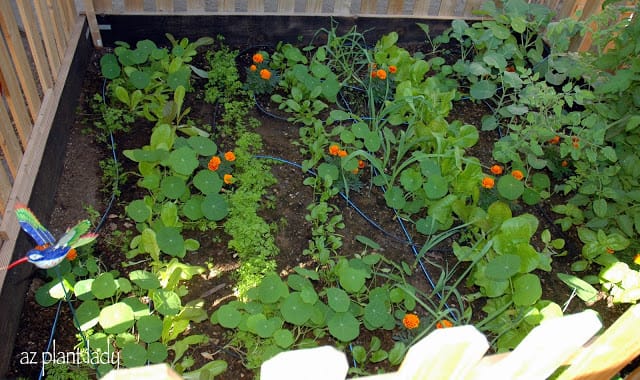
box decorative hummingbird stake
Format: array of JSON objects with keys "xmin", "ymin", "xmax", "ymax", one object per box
[{"xmin": 1, "ymin": 203, "xmax": 98, "ymax": 270}]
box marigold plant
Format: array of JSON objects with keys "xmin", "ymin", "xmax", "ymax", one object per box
[
  {"xmin": 224, "ymin": 151, "xmax": 236, "ymax": 162},
  {"xmin": 376, "ymin": 69, "xmax": 387, "ymax": 80},
  {"xmin": 358, "ymin": 160, "xmax": 366, "ymax": 169},
  {"xmin": 337, "ymin": 149, "xmax": 348, "ymax": 158},
  {"xmin": 482, "ymin": 177, "xmax": 495, "ymax": 189},
  {"xmin": 402, "ymin": 313, "xmax": 420, "ymax": 329},
  {"xmin": 329, "ymin": 144, "xmax": 340, "ymax": 156},
  {"xmin": 436, "ymin": 319, "xmax": 453, "ymax": 329},
  {"xmin": 490, "ymin": 165, "xmax": 503, "ymax": 175},
  {"xmin": 249, "ymin": 64, "xmax": 257, "ymax": 72},
  {"xmin": 260, "ymin": 69, "xmax": 272, "ymax": 80},
  {"xmin": 224, "ymin": 174, "xmax": 234, "ymax": 185},
  {"xmin": 252, "ymin": 53, "xmax": 264, "ymax": 64},
  {"xmin": 388, "ymin": 65, "xmax": 397, "ymax": 74},
  {"xmin": 511, "ymin": 170, "xmax": 524, "ymax": 181},
  {"xmin": 548, "ymin": 135, "xmax": 560, "ymax": 144},
  {"xmin": 208, "ymin": 156, "xmax": 221, "ymax": 171}
]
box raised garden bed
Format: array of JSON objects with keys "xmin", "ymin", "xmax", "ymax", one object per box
[{"xmin": 4, "ymin": 2, "xmax": 640, "ymax": 378}]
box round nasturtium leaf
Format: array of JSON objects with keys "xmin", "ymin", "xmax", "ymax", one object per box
[
  {"xmin": 121, "ymin": 297, "xmax": 151, "ymax": 319},
  {"xmin": 485, "ymin": 254, "xmax": 521, "ymax": 281},
  {"xmin": 168, "ymin": 146, "xmax": 199, "ymax": 176},
  {"xmin": 513, "ymin": 273, "xmax": 542, "ymax": 306},
  {"xmin": 129, "ymin": 270, "xmax": 160, "ymax": 290},
  {"xmin": 100, "ymin": 53, "xmax": 120, "ymax": 79},
  {"xmin": 338, "ymin": 264, "xmax": 367, "ymax": 293},
  {"xmin": 273, "ymin": 329, "xmax": 294, "ymax": 348},
  {"xmin": 318, "ymin": 163, "xmax": 339, "ymax": 181},
  {"xmin": 497, "ymin": 175, "xmax": 525, "ymax": 200},
  {"xmin": 258, "ymin": 273, "xmax": 289, "ymax": 304},
  {"xmin": 98, "ymin": 302, "xmax": 135, "ymax": 334},
  {"xmin": 121, "ymin": 343, "xmax": 147, "ymax": 368},
  {"xmin": 74, "ymin": 279, "xmax": 95, "ymax": 301},
  {"xmin": 137, "ymin": 315, "xmax": 163, "ymax": 343},
  {"xmin": 470, "ymin": 80, "xmax": 497, "ymax": 100},
  {"xmin": 327, "ymin": 312, "xmax": 360, "ymax": 342},
  {"xmin": 74, "ymin": 300, "xmax": 100, "ymax": 331},
  {"xmin": 129, "ymin": 69, "xmax": 151, "ymax": 89},
  {"xmin": 183, "ymin": 196, "xmax": 204, "ymax": 220},
  {"xmin": 193, "ymin": 170, "xmax": 223, "ymax": 195},
  {"xmin": 160, "ymin": 176, "xmax": 187, "ymax": 199},
  {"xmin": 187, "ymin": 136, "xmax": 217, "ymax": 156},
  {"xmin": 92, "ymin": 272, "xmax": 118, "ymax": 299},
  {"xmin": 156, "ymin": 226, "xmax": 185, "ymax": 257},
  {"xmin": 146, "ymin": 342, "xmax": 168, "ymax": 364},
  {"xmin": 326, "ymin": 287, "xmax": 351, "ymax": 313},
  {"xmin": 364, "ymin": 299, "xmax": 389, "ymax": 329},
  {"xmin": 400, "ymin": 169, "xmax": 422, "ymax": 192},
  {"xmin": 216, "ymin": 303, "xmax": 242, "ymax": 328},
  {"xmin": 126, "ymin": 199, "xmax": 151, "ymax": 223},
  {"xmin": 423, "ymin": 174, "xmax": 449, "ymax": 200},
  {"xmin": 384, "ymin": 186, "xmax": 406, "ymax": 210},
  {"xmin": 202, "ymin": 193, "xmax": 228, "ymax": 221},
  {"xmin": 281, "ymin": 293, "xmax": 314, "ymax": 325}
]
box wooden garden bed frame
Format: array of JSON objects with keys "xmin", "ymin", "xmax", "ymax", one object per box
[{"xmin": 0, "ymin": 0, "xmax": 635, "ymax": 378}]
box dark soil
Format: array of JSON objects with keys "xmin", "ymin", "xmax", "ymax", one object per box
[{"xmin": 6, "ymin": 42, "xmax": 631, "ymax": 380}]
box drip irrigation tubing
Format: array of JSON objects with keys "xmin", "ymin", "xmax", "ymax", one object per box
[{"xmin": 253, "ymin": 154, "xmax": 457, "ymax": 321}]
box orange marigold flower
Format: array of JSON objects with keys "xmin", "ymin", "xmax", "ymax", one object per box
[
  {"xmin": 548, "ymin": 135, "xmax": 560, "ymax": 144},
  {"xmin": 352, "ymin": 168, "xmax": 359, "ymax": 174},
  {"xmin": 561, "ymin": 160, "xmax": 569, "ymax": 167},
  {"xmin": 371, "ymin": 71, "xmax": 377, "ymax": 78},
  {"xmin": 388, "ymin": 65, "xmax": 397, "ymax": 74},
  {"xmin": 482, "ymin": 177, "xmax": 495, "ymax": 189},
  {"xmin": 329, "ymin": 144, "xmax": 340, "ymax": 156},
  {"xmin": 224, "ymin": 151, "xmax": 236, "ymax": 162},
  {"xmin": 403, "ymin": 313, "xmax": 420, "ymax": 329},
  {"xmin": 606, "ymin": 247, "xmax": 615, "ymax": 254},
  {"xmin": 512, "ymin": 170, "xmax": 524, "ymax": 181},
  {"xmin": 376, "ymin": 69, "xmax": 387, "ymax": 80},
  {"xmin": 249, "ymin": 64, "xmax": 257, "ymax": 72},
  {"xmin": 490, "ymin": 165, "xmax": 503, "ymax": 175},
  {"xmin": 260, "ymin": 69, "xmax": 272, "ymax": 80},
  {"xmin": 436, "ymin": 319, "xmax": 453, "ymax": 329},
  {"xmin": 337, "ymin": 149, "xmax": 348, "ymax": 158},
  {"xmin": 358, "ymin": 160, "xmax": 366, "ymax": 169},
  {"xmin": 208, "ymin": 156, "xmax": 221, "ymax": 171},
  {"xmin": 573, "ymin": 141, "xmax": 580, "ymax": 148},
  {"xmin": 252, "ymin": 53, "xmax": 264, "ymax": 64},
  {"xmin": 634, "ymin": 253, "xmax": 640, "ymax": 265},
  {"xmin": 66, "ymin": 248, "xmax": 77, "ymax": 261},
  {"xmin": 223, "ymin": 174, "xmax": 234, "ymax": 185}
]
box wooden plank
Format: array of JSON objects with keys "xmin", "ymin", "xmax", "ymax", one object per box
[
  {"xmin": 305, "ymin": 0, "xmax": 323, "ymax": 13},
  {"xmin": 34, "ymin": 0, "xmax": 62, "ymax": 72},
  {"xmin": 0, "ymin": 99, "xmax": 23, "ymax": 177},
  {"xmin": 102, "ymin": 364, "xmax": 182, "ymax": 380},
  {"xmin": 61, "ymin": 0, "xmax": 78, "ymax": 36},
  {"xmin": 278, "ymin": 0, "xmax": 296, "ymax": 13},
  {"xmin": 470, "ymin": 310, "xmax": 602, "ymax": 379},
  {"xmin": 397, "ymin": 325, "xmax": 489, "ymax": 378},
  {"xmin": 156, "ymin": 0, "xmax": 174, "ymax": 12},
  {"xmin": 125, "ymin": 0, "xmax": 145, "ymax": 12},
  {"xmin": 463, "ymin": 0, "xmax": 486, "ymax": 17},
  {"xmin": 558, "ymin": 304, "xmax": 640, "ymax": 380},
  {"xmin": 0, "ymin": 1, "xmax": 42, "ymax": 120},
  {"xmin": 94, "ymin": 0, "xmax": 114, "ymax": 13},
  {"xmin": 386, "ymin": 0, "xmax": 404, "ymax": 15},
  {"xmin": 438, "ymin": 0, "xmax": 463, "ymax": 17},
  {"xmin": 15, "ymin": 0, "xmax": 54, "ymax": 91},
  {"xmin": 0, "ymin": 162, "xmax": 11, "ymax": 215},
  {"xmin": 84, "ymin": 0, "xmax": 104, "ymax": 47},
  {"xmin": 220, "ymin": 0, "xmax": 236, "ymax": 12},
  {"xmin": 361, "ymin": 0, "xmax": 378, "ymax": 14},
  {"xmin": 0, "ymin": 34, "xmax": 32, "ymax": 147},
  {"xmin": 334, "ymin": 0, "xmax": 352, "ymax": 15},
  {"xmin": 248, "ymin": 0, "xmax": 265, "ymax": 12},
  {"xmin": 412, "ymin": 0, "xmax": 432, "ymax": 15},
  {"xmin": 187, "ymin": 0, "xmax": 206, "ymax": 11},
  {"xmin": 47, "ymin": 0, "xmax": 70, "ymax": 60}
]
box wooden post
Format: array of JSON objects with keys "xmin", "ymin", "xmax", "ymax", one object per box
[{"xmin": 83, "ymin": 0, "xmax": 104, "ymax": 48}]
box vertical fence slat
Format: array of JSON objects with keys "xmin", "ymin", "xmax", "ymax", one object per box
[
  {"xmin": 397, "ymin": 325, "xmax": 489, "ymax": 379},
  {"xmin": 412, "ymin": 0, "xmax": 432, "ymax": 16},
  {"xmin": 94, "ymin": 0, "xmax": 114, "ymax": 13},
  {"xmin": 464, "ymin": 0, "xmax": 485, "ymax": 17},
  {"xmin": 0, "ymin": 98, "xmax": 22, "ymax": 177},
  {"xmin": 34, "ymin": 0, "xmax": 62, "ymax": 73},
  {"xmin": 360, "ymin": 0, "xmax": 377, "ymax": 14},
  {"xmin": 124, "ymin": 0, "xmax": 145, "ymax": 11},
  {"xmin": 46, "ymin": 0, "xmax": 69, "ymax": 59},
  {"xmin": 156, "ymin": 0, "xmax": 174, "ymax": 12},
  {"xmin": 305, "ymin": 0, "xmax": 323, "ymax": 13},
  {"xmin": 187, "ymin": 0, "xmax": 205, "ymax": 11},
  {"xmin": 61, "ymin": 0, "xmax": 77, "ymax": 36},
  {"xmin": 386, "ymin": 0, "xmax": 404, "ymax": 15},
  {"xmin": 0, "ymin": 1, "xmax": 41, "ymax": 121},
  {"xmin": 220, "ymin": 0, "xmax": 235, "ymax": 12},
  {"xmin": 0, "ymin": 35, "xmax": 32, "ymax": 147},
  {"xmin": 84, "ymin": 0, "xmax": 104, "ymax": 48},
  {"xmin": 438, "ymin": 0, "xmax": 463, "ymax": 17},
  {"xmin": 247, "ymin": 0, "xmax": 264, "ymax": 12},
  {"xmin": 334, "ymin": 0, "xmax": 352, "ymax": 15},
  {"xmin": 14, "ymin": 1, "xmax": 53, "ymax": 91},
  {"xmin": 277, "ymin": 0, "xmax": 296, "ymax": 13},
  {"xmin": 470, "ymin": 310, "xmax": 602, "ymax": 379},
  {"xmin": 557, "ymin": 304, "xmax": 640, "ymax": 380},
  {"xmin": 0, "ymin": 163, "xmax": 11, "ymax": 215}
]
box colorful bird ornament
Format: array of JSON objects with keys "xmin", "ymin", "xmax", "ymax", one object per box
[{"xmin": 1, "ymin": 203, "xmax": 98, "ymax": 270}]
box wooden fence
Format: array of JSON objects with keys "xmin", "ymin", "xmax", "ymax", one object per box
[{"xmin": 103, "ymin": 304, "xmax": 640, "ymax": 379}]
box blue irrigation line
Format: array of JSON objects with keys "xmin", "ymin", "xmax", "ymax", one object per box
[{"xmin": 253, "ymin": 154, "xmax": 457, "ymax": 321}]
